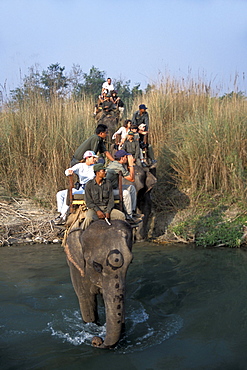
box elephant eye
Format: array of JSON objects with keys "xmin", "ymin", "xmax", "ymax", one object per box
[
  {"xmin": 106, "ymin": 249, "xmax": 124, "ymax": 270},
  {"xmin": 93, "ymin": 261, "xmax": 103, "ymax": 273}
]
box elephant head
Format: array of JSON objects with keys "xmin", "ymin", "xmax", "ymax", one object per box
[{"xmin": 64, "ymin": 219, "xmax": 133, "ymax": 348}]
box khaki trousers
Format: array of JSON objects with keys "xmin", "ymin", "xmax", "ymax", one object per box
[{"xmin": 81, "ymin": 208, "xmax": 125, "ymax": 230}]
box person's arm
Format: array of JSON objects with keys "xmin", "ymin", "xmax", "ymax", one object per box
[
  {"xmin": 144, "ymin": 113, "xmax": 149, "ymax": 130},
  {"xmin": 112, "ymin": 126, "xmax": 123, "ymax": 139},
  {"xmin": 122, "ymin": 141, "xmax": 127, "ymax": 152},
  {"xmin": 134, "ymin": 142, "xmax": 139, "ymax": 160},
  {"xmin": 106, "ymin": 181, "xmax": 115, "ymax": 215},
  {"xmin": 124, "ymin": 155, "xmax": 135, "ymax": 182},
  {"xmin": 132, "ymin": 112, "xmax": 137, "ymax": 124},
  {"xmin": 105, "ymin": 151, "xmax": 114, "ymax": 161},
  {"xmin": 90, "ymin": 135, "xmax": 100, "ymax": 154},
  {"xmin": 65, "ymin": 163, "xmax": 81, "ymax": 176}
]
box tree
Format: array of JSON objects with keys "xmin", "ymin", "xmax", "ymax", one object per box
[
  {"xmin": 40, "ymin": 63, "xmax": 68, "ymax": 98},
  {"xmin": 73, "ymin": 66, "xmax": 106, "ymax": 100},
  {"xmin": 9, "ymin": 63, "xmax": 144, "ymax": 105},
  {"xmin": 10, "ymin": 63, "xmax": 69, "ymax": 103},
  {"xmin": 219, "ymin": 91, "xmax": 246, "ymax": 100}
]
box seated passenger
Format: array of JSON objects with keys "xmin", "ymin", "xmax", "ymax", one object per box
[
  {"xmin": 130, "ymin": 124, "xmax": 147, "ymax": 167},
  {"xmin": 112, "ymin": 119, "xmax": 132, "ymax": 150},
  {"xmin": 110, "ymin": 90, "xmax": 124, "ymax": 119},
  {"xmin": 106, "ymin": 150, "xmax": 142, "ymax": 224},
  {"xmin": 102, "ymin": 77, "xmax": 114, "ymax": 94},
  {"xmin": 94, "ymin": 91, "xmax": 107, "ymax": 116},
  {"xmin": 101, "ymin": 93, "xmax": 116, "ymax": 116},
  {"xmin": 55, "ymin": 151, "xmax": 98, "ymax": 224},
  {"xmin": 122, "ymin": 131, "xmax": 141, "ymax": 166},
  {"xmin": 81, "ymin": 163, "xmax": 125, "ymax": 230},
  {"xmin": 138, "ymin": 123, "xmax": 156, "ymax": 165}
]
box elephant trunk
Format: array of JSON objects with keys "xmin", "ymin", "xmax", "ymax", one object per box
[
  {"xmin": 102, "ymin": 284, "xmax": 125, "ymax": 348},
  {"xmin": 92, "ymin": 275, "xmax": 126, "ymax": 349}
]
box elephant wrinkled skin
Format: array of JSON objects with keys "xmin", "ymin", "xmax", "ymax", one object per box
[{"xmin": 64, "ymin": 219, "xmax": 133, "ymax": 348}]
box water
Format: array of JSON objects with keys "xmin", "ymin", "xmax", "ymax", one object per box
[{"xmin": 1, "ymin": 242, "xmax": 247, "ymax": 369}]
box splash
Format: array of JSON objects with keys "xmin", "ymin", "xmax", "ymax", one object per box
[{"xmin": 47, "ymin": 303, "xmax": 183, "ymax": 352}]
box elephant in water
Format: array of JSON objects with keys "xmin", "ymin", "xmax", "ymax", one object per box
[{"xmin": 64, "ymin": 219, "xmax": 133, "ymax": 348}]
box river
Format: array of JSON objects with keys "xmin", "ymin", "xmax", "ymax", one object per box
[{"xmin": 1, "ymin": 242, "xmax": 247, "ymax": 369}]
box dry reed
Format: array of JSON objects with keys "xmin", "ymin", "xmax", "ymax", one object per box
[{"xmin": 1, "ymin": 75, "xmax": 247, "ymax": 211}]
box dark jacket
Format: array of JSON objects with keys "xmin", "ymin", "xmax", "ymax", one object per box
[
  {"xmin": 85, "ymin": 178, "xmax": 114, "ymax": 214},
  {"xmin": 122, "ymin": 140, "xmax": 140, "ymax": 160},
  {"xmin": 132, "ymin": 110, "xmax": 149, "ymax": 130}
]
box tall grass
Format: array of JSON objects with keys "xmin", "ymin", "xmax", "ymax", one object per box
[
  {"xmin": 131, "ymin": 76, "xmax": 247, "ymax": 201},
  {"xmin": 1, "ymin": 91, "xmax": 95, "ymax": 207},
  {"xmin": 1, "ymin": 75, "xmax": 247, "ymax": 210}
]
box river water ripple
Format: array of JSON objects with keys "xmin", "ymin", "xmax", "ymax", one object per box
[{"xmin": 1, "ymin": 242, "xmax": 247, "ymax": 369}]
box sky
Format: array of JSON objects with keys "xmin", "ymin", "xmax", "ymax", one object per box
[{"xmin": 1, "ymin": 0, "xmax": 247, "ymax": 96}]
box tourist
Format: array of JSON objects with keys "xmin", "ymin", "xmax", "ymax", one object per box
[
  {"xmin": 55, "ymin": 151, "xmax": 98, "ymax": 224},
  {"xmin": 71, "ymin": 124, "xmax": 114, "ymax": 166},
  {"xmin": 106, "ymin": 150, "xmax": 142, "ymax": 223},
  {"xmin": 102, "ymin": 78, "xmax": 114, "ymax": 94},
  {"xmin": 81, "ymin": 163, "xmax": 125, "ymax": 230}
]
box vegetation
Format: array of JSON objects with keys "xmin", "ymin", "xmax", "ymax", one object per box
[{"xmin": 1, "ymin": 65, "xmax": 247, "ymax": 246}]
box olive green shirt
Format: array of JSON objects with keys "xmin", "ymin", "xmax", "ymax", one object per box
[
  {"xmin": 122, "ymin": 140, "xmax": 140, "ymax": 160},
  {"xmin": 85, "ymin": 178, "xmax": 114, "ymax": 214},
  {"xmin": 73, "ymin": 134, "xmax": 107, "ymax": 162},
  {"xmin": 106, "ymin": 161, "xmax": 129, "ymax": 189}
]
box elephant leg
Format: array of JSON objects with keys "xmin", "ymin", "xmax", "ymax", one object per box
[{"xmin": 68, "ymin": 261, "xmax": 98, "ymax": 323}]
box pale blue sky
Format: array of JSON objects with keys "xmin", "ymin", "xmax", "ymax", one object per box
[{"xmin": 1, "ymin": 0, "xmax": 247, "ymax": 95}]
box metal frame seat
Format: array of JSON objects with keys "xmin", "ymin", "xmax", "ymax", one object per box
[{"xmin": 68, "ymin": 171, "xmax": 123, "ymax": 214}]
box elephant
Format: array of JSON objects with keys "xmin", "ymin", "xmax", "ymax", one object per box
[
  {"xmin": 64, "ymin": 219, "xmax": 133, "ymax": 349},
  {"xmin": 123, "ymin": 164, "xmax": 157, "ymax": 240},
  {"xmin": 96, "ymin": 112, "xmax": 119, "ymax": 151}
]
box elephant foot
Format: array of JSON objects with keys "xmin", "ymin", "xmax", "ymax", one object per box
[
  {"xmin": 92, "ymin": 336, "xmax": 115, "ymax": 349},
  {"xmin": 92, "ymin": 336, "xmax": 104, "ymax": 347}
]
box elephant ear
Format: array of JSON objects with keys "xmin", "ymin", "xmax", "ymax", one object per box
[
  {"xmin": 145, "ymin": 171, "xmax": 157, "ymax": 193},
  {"xmin": 64, "ymin": 228, "xmax": 85, "ymax": 277}
]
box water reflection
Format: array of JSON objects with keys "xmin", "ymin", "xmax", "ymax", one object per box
[{"xmin": 1, "ymin": 243, "xmax": 247, "ymax": 369}]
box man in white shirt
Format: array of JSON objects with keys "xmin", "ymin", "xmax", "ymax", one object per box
[{"xmin": 102, "ymin": 77, "xmax": 114, "ymax": 94}]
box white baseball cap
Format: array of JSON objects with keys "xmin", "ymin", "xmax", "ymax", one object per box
[{"xmin": 83, "ymin": 150, "xmax": 98, "ymax": 159}]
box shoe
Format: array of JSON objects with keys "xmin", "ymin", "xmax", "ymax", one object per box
[
  {"xmin": 132, "ymin": 213, "xmax": 143, "ymax": 219},
  {"xmin": 54, "ymin": 215, "xmax": 66, "ymax": 225},
  {"xmin": 52, "ymin": 215, "xmax": 61, "ymax": 222},
  {"xmin": 126, "ymin": 215, "xmax": 143, "ymax": 225}
]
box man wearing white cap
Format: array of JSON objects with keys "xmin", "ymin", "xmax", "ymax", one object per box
[{"xmin": 54, "ymin": 151, "xmax": 98, "ymax": 224}]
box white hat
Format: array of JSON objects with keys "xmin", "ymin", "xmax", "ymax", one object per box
[{"xmin": 83, "ymin": 150, "xmax": 98, "ymax": 159}]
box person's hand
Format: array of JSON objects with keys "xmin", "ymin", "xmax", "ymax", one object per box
[
  {"xmin": 105, "ymin": 212, "xmax": 110, "ymax": 219},
  {"xmin": 96, "ymin": 210, "xmax": 105, "ymax": 219},
  {"xmin": 67, "ymin": 169, "xmax": 74, "ymax": 175}
]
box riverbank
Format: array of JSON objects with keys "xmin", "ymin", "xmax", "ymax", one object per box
[
  {"xmin": 0, "ymin": 195, "xmax": 62, "ymax": 246},
  {"xmin": 2, "ymin": 190, "xmax": 247, "ymax": 248}
]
